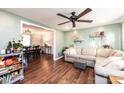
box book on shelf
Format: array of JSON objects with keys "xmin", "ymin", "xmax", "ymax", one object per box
[
  {"xmin": 0, "ymin": 69, "xmax": 23, "ymax": 84},
  {"xmin": 0, "ymin": 53, "xmax": 23, "ymax": 84}
]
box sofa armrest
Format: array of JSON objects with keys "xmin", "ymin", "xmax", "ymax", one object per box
[
  {"xmin": 95, "ymin": 66, "xmax": 124, "ymax": 78},
  {"xmin": 64, "ymin": 49, "xmax": 70, "ymax": 55}
]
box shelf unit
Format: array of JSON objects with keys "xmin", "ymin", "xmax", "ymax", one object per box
[
  {"xmin": 74, "ymin": 40, "xmax": 83, "ymax": 43},
  {"xmin": 0, "ymin": 52, "xmax": 24, "ymax": 84}
]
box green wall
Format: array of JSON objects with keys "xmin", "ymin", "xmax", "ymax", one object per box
[
  {"xmin": 0, "ymin": 10, "xmax": 20, "ymax": 49},
  {"xmin": 0, "ymin": 10, "xmax": 65, "ymax": 59},
  {"xmin": 64, "ymin": 23, "xmax": 122, "ymax": 50},
  {"xmin": 0, "ymin": 10, "xmax": 122, "ymax": 59},
  {"xmin": 56, "ymin": 30, "xmax": 65, "ymax": 58}
]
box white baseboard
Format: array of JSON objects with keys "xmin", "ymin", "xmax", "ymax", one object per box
[{"xmin": 54, "ymin": 56, "xmax": 63, "ymax": 61}]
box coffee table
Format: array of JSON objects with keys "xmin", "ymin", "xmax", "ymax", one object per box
[
  {"xmin": 74, "ymin": 60, "xmax": 87, "ymax": 70},
  {"xmin": 109, "ymin": 75, "xmax": 124, "ymax": 84}
]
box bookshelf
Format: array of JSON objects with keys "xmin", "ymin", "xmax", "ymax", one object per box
[{"xmin": 0, "ymin": 52, "xmax": 24, "ymax": 84}]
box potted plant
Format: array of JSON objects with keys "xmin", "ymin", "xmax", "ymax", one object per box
[
  {"xmin": 13, "ymin": 40, "xmax": 23, "ymax": 53},
  {"xmin": 62, "ymin": 46, "xmax": 69, "ymax": 55},
  {"xmin": 6, "ymin": 41, "xmax": 12, "ymax": 54},
  {"xmin": 12, "ymin": 41, "xmax": 18, "ymax": 52},
  {"xmin": 17, "ymin": 40, "xmax": 23, "ymax": 52},
  {"xmin": 103, "ymin": 44, "xmax": 112, "ymax": 49},
  {"xmin": 7, "ymin": 41, "xmax": 12, "ymax": 49}
]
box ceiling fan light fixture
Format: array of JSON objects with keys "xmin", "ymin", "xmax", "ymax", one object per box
[
  {"xmin": 57, "ymin": 8, "xmax": 93, "ymax": 28},
  {"xmin": 65, "ymin": 26, "xmax": 70, "ymax": 30}
]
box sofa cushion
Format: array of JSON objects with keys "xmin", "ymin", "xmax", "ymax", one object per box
[
  {"xmin": 95, "ymin": 57, "xmax": 106, "ymax": 66},
  {"xmin": 95, "ymin": 66, "xmax": 124, "ymax": 77},
  {"xmin": 75, "ymin": 48, "xmax": 82, "ymax": 55},
  {"xmin": 110, "ymin": 50, "xmax": 124, "ymax": 57},
  {"xmin": 68, "ymin": 47, "xmax": 77, "ymax": 55},
  {"xmin": 67, "ymin": 54, "xmax": 80, "ymax": 59},
  {"xmin": 65, "ymin": 57, "xmax": 78, "ymax": 63},
  {"xmin": 81, "ymin": 48, "xmax": 96, "ymax": 56},
  {"xmin": 79, "ymin": 55, "xmax": 96, "ymax": 61},
  {"xmin": 97, "ymin": 48, "xmax": 112, "ymax": 58}
]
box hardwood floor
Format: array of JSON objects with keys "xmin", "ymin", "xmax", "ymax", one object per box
[{"xmin": 20, "ymin": 54, "xmax": 94, "ymax": 84}]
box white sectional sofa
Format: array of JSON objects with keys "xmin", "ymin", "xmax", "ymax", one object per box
[{"xmin": 64, "ymin": 47, "xmax": 124, "ymax": 84}]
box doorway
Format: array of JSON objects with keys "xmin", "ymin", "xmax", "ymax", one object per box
[{"xmin": 20, "ymin": 21, "xmax": 56, "ymax": 60}]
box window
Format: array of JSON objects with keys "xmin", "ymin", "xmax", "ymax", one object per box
[{"xmin": 22, "ymin": 35, "xmax": 31, "ymax": 46}]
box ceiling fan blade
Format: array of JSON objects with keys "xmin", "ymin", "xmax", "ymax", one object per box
[
  {"xmin": 57, "ymin": 13, "xmax": 70, "ymax": 19},
  {"xmin": 72, "ymin": 21, "xmax": 76, "ymax": 27},
  {"xmin": 77, "ymin": 20, "xmax": 93, "ymax": 23},
  {"xmin": 76, "ymin": 8, "xmax": 92, "ymax": 19},
  {"xmin": 58, "ymin": 21, "xmax": 71, "ymax": 25}
]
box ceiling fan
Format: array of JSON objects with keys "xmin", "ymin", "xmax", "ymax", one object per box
[{"xmin": 57, "ymin": 8, "xmax": 93, "ymax": 28}]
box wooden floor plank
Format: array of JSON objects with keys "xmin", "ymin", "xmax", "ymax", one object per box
[{"xmin": 20, "ymin": 54, "xmax": 95, "ymax": 84}]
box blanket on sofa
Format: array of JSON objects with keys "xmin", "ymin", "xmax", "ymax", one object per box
[{"xmin": 100, "ymin": 57, "xmax": 124, "ymax": 70}]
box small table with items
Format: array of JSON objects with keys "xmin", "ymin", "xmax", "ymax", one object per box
[
  {"xmin": 109, "ymin": 75, "xmax": 124, "ymax": 84},
  {"xmin": 74, "ymin": 59, "xmax": 87, "ymax": 70},
  {"xmin": 42, "ymin": 44, "xmax": 52, "ymax": 54}
]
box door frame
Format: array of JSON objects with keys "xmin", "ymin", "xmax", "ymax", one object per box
[{"xmin": 20, "ymin": 20, "xmax": 56, "ymax": 60}]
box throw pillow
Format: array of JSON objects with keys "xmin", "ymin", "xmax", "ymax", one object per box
[
  {"xmin": 76, "ymin": 48, "xmax": 82, "ymax": 55},
  {"xmin": 97, "ymin": 48, "xmax": 112, "ymax": 58},
  {"xmin": 110, "ymin": 51, "xmax": 117, "ymax": 56},
  {"xmin": 82, "ymin": 48, "xmax": 96, "ymax": 56},
  {"xmin": 64, "ymin": 49, "xmax": 70, "ymax": 55},
  {"xmin": 121, "ymin": 57, "xmax": 124, "ymax": 60},
  {"xmin": 110, "ymin": 50, "xmax": 124, "ymax": 57},
  {"xmin": 69, "ymin": 48, "xmax": 77, "ymax": 55}
]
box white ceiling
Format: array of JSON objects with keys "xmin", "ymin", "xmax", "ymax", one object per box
[
  {"xmin": 23, "ymin": 24, "xmax": 53, "ymax": 34},
  {"xmin": 3, "ymin": 8, "xmax": 124, "ymax": 31}
]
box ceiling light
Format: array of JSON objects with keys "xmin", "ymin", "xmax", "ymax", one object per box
[{"xmin": 65, "ymin": 26, "xmax": 70, "ymax": 30}]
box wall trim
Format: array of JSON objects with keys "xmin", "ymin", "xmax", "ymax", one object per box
[
  {"xmin": 54, "ymin": 56, "xmax": 64, "ymax": 61},
  {"xmin": 20, "ymin": 20, "xmax": 57, "ymax": 60},
  {"xmin": 122, "ymin": 22, "xmax": 124, "ymax": 50}
]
